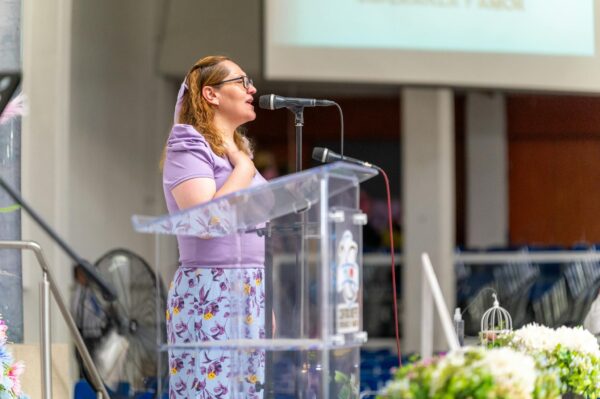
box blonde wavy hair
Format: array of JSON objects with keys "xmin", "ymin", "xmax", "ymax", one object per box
[{"xmin": 160, "ymin": 55, "xmax": 253, "ymax": 168}]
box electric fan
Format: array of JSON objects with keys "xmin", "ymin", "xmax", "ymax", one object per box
[{"xmin": 91, "ymin": 248, "xmax": 167, "ymax": 391}]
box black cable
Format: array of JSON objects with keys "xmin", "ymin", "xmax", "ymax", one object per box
[
  {"xmin": 374, "ymin": 165, "xmax": 402, "ymax": 368},
  {"xmin": 314, "ymin": 102, "xmax": 401, "ymax": 364}
]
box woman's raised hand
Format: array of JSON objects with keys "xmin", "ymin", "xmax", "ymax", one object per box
[{"xmin": 225, "ymin": 142, "xmax": 253, "ymax": 169}]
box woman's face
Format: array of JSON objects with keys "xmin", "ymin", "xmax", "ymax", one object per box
[{"xmin": 212, "ymin": 60, "xmax": 257, "ymax": 127}]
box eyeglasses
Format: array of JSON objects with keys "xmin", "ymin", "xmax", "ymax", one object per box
[{"xmin": 214, "ymin": 75, "xmax": 254, "ymax": 90}]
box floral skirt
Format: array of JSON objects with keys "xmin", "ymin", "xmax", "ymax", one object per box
[{"xmin": 166, "ymin": 266, "xmax": 265, "ymax": 399}]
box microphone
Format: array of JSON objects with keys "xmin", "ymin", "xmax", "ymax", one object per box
[
  {"xmin": 312, "ymin": 147, "xmax": 375, "ymax": 169},
  {"xmin": 259, "ymin": 94, "xmax": 335, "ymax": 110}
]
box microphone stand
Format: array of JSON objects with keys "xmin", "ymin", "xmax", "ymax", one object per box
[
  {"xmin": 0, "ymin": 176, "xmax": 117, "ymax": 301},
  {"xmin": 259, "ymin": 103, "xmax": 307, "ymax": 396},
  {"xmin": 289, "ymin": 105, "xmax": 310, "ymax": 397},
  {"xmin": 290, "ymin": 106, "xmax": 304, "ymax": 172}
]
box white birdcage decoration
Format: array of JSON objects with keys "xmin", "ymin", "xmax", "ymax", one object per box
[{"xmin": 480, "ymin": 293, "xmax": 513, "ymax": 345}]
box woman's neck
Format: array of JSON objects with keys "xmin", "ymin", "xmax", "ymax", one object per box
[{"xmin": 213, "ymin": 115, "xmax": 236, "ymax": 144}]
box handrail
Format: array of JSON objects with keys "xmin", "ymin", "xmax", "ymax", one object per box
[
  {"xmin": 420, "ymin": 253, "xmax": 460, "ymax": 359},
  {"xmin": 360, "ymin": 250, "xmax": 600, "ymax": 267},
  {"xmin": 0, "ymin": 240, "xmax": 109, "ymax": 399},
  {"xmin": 455, "ymin": 251, "xmax": 600, "ymax": 264}
]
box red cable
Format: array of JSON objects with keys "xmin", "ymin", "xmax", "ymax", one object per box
[{"xmin": 375, "ymin": 166, "xmax": 402, "ymax": 368}]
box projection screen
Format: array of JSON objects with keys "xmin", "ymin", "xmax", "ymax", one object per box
[{"xmin": 264, "ymin": 0, "xmax": 600, "ymax": 93}]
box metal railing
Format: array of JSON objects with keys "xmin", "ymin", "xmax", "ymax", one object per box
[{"xmin": 0, "ymin": 240, "xmax": 109, "ymax": 399}]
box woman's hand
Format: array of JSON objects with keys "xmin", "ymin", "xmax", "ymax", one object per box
[
  {"xmin": 172, "ymin": 143, "xmax": 257, "ymax": 208},
  {"xmin": 210, "ymin": 142, "xmax": 255, "ymax": 198},
  {"xmin": 225, "ymin": 143, "xmax": 253, "ymax": 169}
]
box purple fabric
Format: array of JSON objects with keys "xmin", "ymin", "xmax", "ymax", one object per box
[
  {"xmin": 163, "ymin": 124, "xmax": 266, "ymax": 268},
  {"xmin": 167, "ymin": 266, "xmax": 265, "ymax": 398},
  {"xmin": 173, "ymin": 81, "xmax": 187, "ymax": 124}
]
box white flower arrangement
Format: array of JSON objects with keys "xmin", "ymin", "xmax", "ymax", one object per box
[
  {"xmin": 378, "ymin": 346, "xmax": 560, "ymax": 399},
  {"xmin": 0, "ymin": 316, "xmax": 27, "ymax": 399},
  {"xmin": 381, "ymin": 324, "xmax": 598, "ymax": 398},
  {"xmin": 511, "ymin": 324, "xmax": 600, "ymax": 357},
  {"xmin": 496, "ymin": 323, "xmax": 600, "ymax": 398},
  {"xmin": 481, "ymin": 347, "xmax": 537, "ymax": 397}
]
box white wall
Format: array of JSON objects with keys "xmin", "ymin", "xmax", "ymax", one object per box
[
  {"xmin": 22, "ymin": 0, "xmax": 174, "ymax": 351},
  {"xmin": 69, "ymin": 0, "xmax": 171, "ymax": 261},
  {"xmin": 158, "ymin": 0, "xmax": 261, "ymax": 79}
]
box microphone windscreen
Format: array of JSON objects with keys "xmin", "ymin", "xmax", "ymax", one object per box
[
  {"xmin": 312, "ymin": 147, "xmax": 326, "ymax": 163},
  {"xmin": 258, "ymin": 94, "xmax": 273, "ymax": 110}
]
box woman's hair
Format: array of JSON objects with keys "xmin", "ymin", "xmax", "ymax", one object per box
[{"xmin": 160, "ymin": 55, "xmax": 253, "ymax": 169}]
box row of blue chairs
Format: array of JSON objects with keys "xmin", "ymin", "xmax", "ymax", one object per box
[
  {"xmin": 457, "ymin": 245, "xmax": 600, "ymax": 334},
  {"xmin": 362, "ymin": 244, "xmax": 600, "ymax": 337},
  {"xmin": 360, "ymin": 348, "xmax": 404, "ymax": 393}
]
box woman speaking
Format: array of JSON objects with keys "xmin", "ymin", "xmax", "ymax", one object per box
[{"xmin": 162, "ymin": 55, "xmax": 266, "ymax": 398}]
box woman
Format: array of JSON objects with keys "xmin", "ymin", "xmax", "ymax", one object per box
[{"xmin": 162, "ymin": 55, "xmax": 266, "ymax": 398}]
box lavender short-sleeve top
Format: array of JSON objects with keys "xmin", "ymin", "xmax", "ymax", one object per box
[{"xmin": 163, "ymin": 124, "xmax": 266, "ymax": 268}]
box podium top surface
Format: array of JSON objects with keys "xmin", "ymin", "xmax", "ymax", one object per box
[{"xmin": 132, "ymin": 161, "xmax": 377, "ymax": 237}]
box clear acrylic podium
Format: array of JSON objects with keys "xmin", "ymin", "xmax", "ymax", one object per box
[{"xmin": 132, "ymin": 162, "xmax": 378, "ymax": 398}]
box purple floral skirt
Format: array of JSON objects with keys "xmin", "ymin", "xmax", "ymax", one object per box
[{"xmin": 166, "ymin": 266, "xmax": 265, "ymax": 398}]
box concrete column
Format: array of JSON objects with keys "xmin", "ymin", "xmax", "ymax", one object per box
[
  {"xmin": 465, "ymin": 92, "xmax": 508, "ymax": 248},
  {"xmin": 0, "ymin": 0, "xmax": 23, "ymax": 342},
  {"xmin": 402, "ymin": 88, "xmax": 455, "ymax": 352},
  {"xmin": 22, "ymin": 0, "xmax": 72, "ymax": 344}
]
